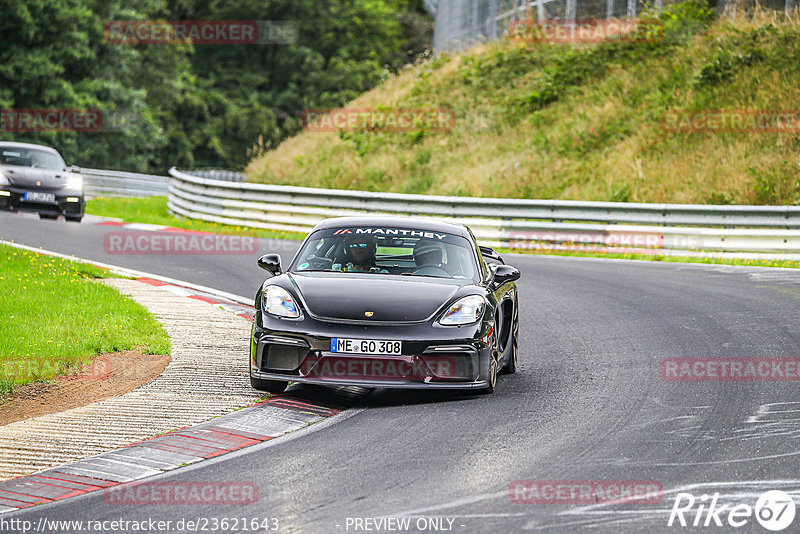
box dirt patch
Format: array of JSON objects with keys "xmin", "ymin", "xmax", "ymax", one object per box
[{"xmin": 0, "ymin": 350, "xmax": 170, "ymax": 426}]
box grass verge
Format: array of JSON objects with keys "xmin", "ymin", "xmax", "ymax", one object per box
[
  {"xmin": 0, "ymin": 243, "xmax": 171, "ymax": 398},
  {"xmin": 86, "ymin": 196, "xmax": 306, "ymax": 240}
]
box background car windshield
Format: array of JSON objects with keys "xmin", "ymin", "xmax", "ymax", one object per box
[
  {"xmin": 0, "ymin": 147, "xmax": 65, "ymax": 171},
  {"xmin": 290, "ymin": 228, "xmax": 480, "ymax": 281}
]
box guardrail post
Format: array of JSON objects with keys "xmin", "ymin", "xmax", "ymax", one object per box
[
  {"xmin": 536, "ymin": 0, "xmax": 545, "ymax": 20},
  {"xmin": 471, "ymin": 0, "xmax": 480, "ymax": 40},
  {"xmin": 489, "ymin": 0, "xmax": 499, "ymax": 38},
  {"xmin": 565, "ymin": 0, "xmax": 577, "ymax": 22}
]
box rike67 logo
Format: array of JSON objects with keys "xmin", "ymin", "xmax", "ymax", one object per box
[{"xmin": 668, "ymin": 490, "xmax": 795, "ymax": 531}]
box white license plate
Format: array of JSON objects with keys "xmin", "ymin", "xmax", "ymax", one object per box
[
  {"xmin": 24, "ymin": 191, "xmax": 56, "ymax": 203},
  {"xmin": 330, "ymin": 338, "xmax": 402, "ymax": 355}
]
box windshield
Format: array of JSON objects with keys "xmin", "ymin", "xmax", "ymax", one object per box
[
  {"xmin": 290, "ymin": 227, "xmax": 481, "ymax": 281},
  {"xmin": 0, "ymin": 147, "xmax": 65, "ymax": 171}
]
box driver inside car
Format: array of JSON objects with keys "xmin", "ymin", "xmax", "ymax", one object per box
[
  {"xmin": 412, "ymin": 240, "xmax": 450, "ymax": 277},
  {"xmin": 27, "ymin": 152, "xmax": 42, "ymax": 168},
  {"xmin": 333, "ymin": 236, "xmax": 388, "ymax": 273}
]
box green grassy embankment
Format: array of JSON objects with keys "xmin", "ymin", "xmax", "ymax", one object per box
[
  {"xmin": 0, "ymin": 244, "xmax": 170, "ymax": 397},
  {"xmin": 247, "ymin": 2, "xmax": 800, "ymax": 205}
]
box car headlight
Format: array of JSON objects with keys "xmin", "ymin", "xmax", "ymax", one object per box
[
  {"xmin": 263, "ymin": 286, "xmax": 300, "ymax": 318},
  {"xmin": 0, "ymin": 173, "xmax": 9, "ymax": 186},
  {"xmin": 65, "ymin": 173, "xmax": 83, "ymax": 190},
  {"xmin": 439, "ymin": 295, "xmax": 485, "ymax": 326}
]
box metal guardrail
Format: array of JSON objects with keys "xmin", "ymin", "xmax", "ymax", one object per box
[
  {"xmin": 83, "ymin": 168, "xmax": 245, "ymax": 199},
  {"xmin": 83, "ymin": 168, "xmax": 169, "ymax": 199},
  {"xmin": 182, "ymin": 169, "xmax": 247, "ymax": 182},
  {"xmin": 167, "ymin": 167, "xmax": 800, "ymax": 253}
]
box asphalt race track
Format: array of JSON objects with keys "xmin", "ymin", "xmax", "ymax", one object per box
[{"xmin": 3, "ymin": 211, "xmax": 800, "ymax": 533}]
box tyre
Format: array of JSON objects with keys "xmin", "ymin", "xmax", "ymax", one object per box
[
  {"xmin": 499, "ymin": 298, "xmax": 519, "ymax": 375},
  {"xmin": 250, "ymin": 375, "xmax": 288, "ymax": 394},
  {"xmin": 66, "ymin": 214, "xmax": 83, "ymax": 223},
  {"xmin": 39, "ymin": 213, "xmax": 58, "ymax": 220},
  {"xmin": 480, "ymin": 356, "xmax": 497, "ymax": 394},
  {"xmin": 480, "ymin": 315, "xmax": 501, "ymax": 394}
]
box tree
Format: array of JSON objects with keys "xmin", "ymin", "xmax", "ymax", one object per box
[{"xmin": 0, "ymin": 0, "xmax": 432, "ymax": 172}]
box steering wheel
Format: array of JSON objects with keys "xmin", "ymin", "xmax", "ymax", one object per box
[
  {"xmin": 450, "ymin": 265, "xmax": 468, "ymax": 278},
  {"xmin": 307, "ymin": 256, "xmax": 333, "ymax": 270},
  {"xmin": 412, "ymin": 265, "xmax": 450, "ymax": 277}
]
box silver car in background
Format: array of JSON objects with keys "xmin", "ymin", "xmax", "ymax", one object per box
[{"xmin": 0, "ymin": 142, "xmax": 84, "ymax": 222}]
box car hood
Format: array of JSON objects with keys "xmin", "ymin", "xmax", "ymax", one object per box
[
  {"xmin": 0, "ymin": 165, "xmax": 66, "ymax": 188},
  {"xmin": 287, "ymin": 272, "xmax": 464, "ymax": 322}
]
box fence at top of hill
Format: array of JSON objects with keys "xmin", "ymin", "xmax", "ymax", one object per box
[{"xmin": 426, "ymin": 0, "xmax": 796, "ymax": 53}]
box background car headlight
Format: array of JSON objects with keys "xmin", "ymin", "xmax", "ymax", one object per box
[
  {"xmin": 439, "ymin": 295, "xmax": 485, "ymax": 325},
  {"xmin": 65, "ymin": 173, "xmax": 83, "ymax": 190},
  {"xmin": 263, "ymin": 286, "xmax": 300, "ymax": 318},
  {"xmin": 0, "ymin": 173, "xmax": 9, "ymax": 186}
]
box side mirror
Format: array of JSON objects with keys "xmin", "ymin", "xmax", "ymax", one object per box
[
  {"xmin": 492, "ymin": 264, "xmax": 520, "ymax": 286},
  {"xmin": 68, "ymin": 165, "xmax": 81, "ymax": 173},
  {"xmin": 258, "ymin": 254, "xmax": 282, "ymax": 276}
]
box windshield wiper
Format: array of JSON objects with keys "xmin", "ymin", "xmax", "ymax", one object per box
[{"xmin": 400, "ymin": 272, "xmax": 449, "ymax": 279}]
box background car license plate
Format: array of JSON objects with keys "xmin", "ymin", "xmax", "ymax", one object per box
[
  {"xmin": 330, "ymin": 338, "xmax": 402, "ymax": 355},
  {"xmin": 24, "ymin": 191, "xmax": 56, "ymax": 203}
]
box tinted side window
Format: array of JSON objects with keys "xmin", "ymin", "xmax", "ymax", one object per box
[{"xmin": 468, "ymin": 228, "xmax": 488, "ymax": 279}]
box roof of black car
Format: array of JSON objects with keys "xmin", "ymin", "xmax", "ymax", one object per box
[{"xmin": 314, "ymin": 216, "xmax": 470, "ymax": 237}]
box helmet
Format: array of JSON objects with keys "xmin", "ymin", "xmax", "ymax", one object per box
[{"xmin": 413, "ymin": 239, "xmax": 445, "ymax": 265}]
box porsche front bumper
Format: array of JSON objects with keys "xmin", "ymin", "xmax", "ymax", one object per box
[
  {"xmin": 0, "ymin": 186, "xmax": 84, "ymax": 216},
  {"xmin": 250, "ymin": 312, "xmax": 494, "ymax": 390}
]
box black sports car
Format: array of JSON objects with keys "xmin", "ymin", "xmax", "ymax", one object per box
[
  {"xmin": 250, "ymin": 216, "xmax": 520, "ymax": 394},
  {"xmin": 0, "ymin": 142, "xmax": 84, "ymax": 222}
]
